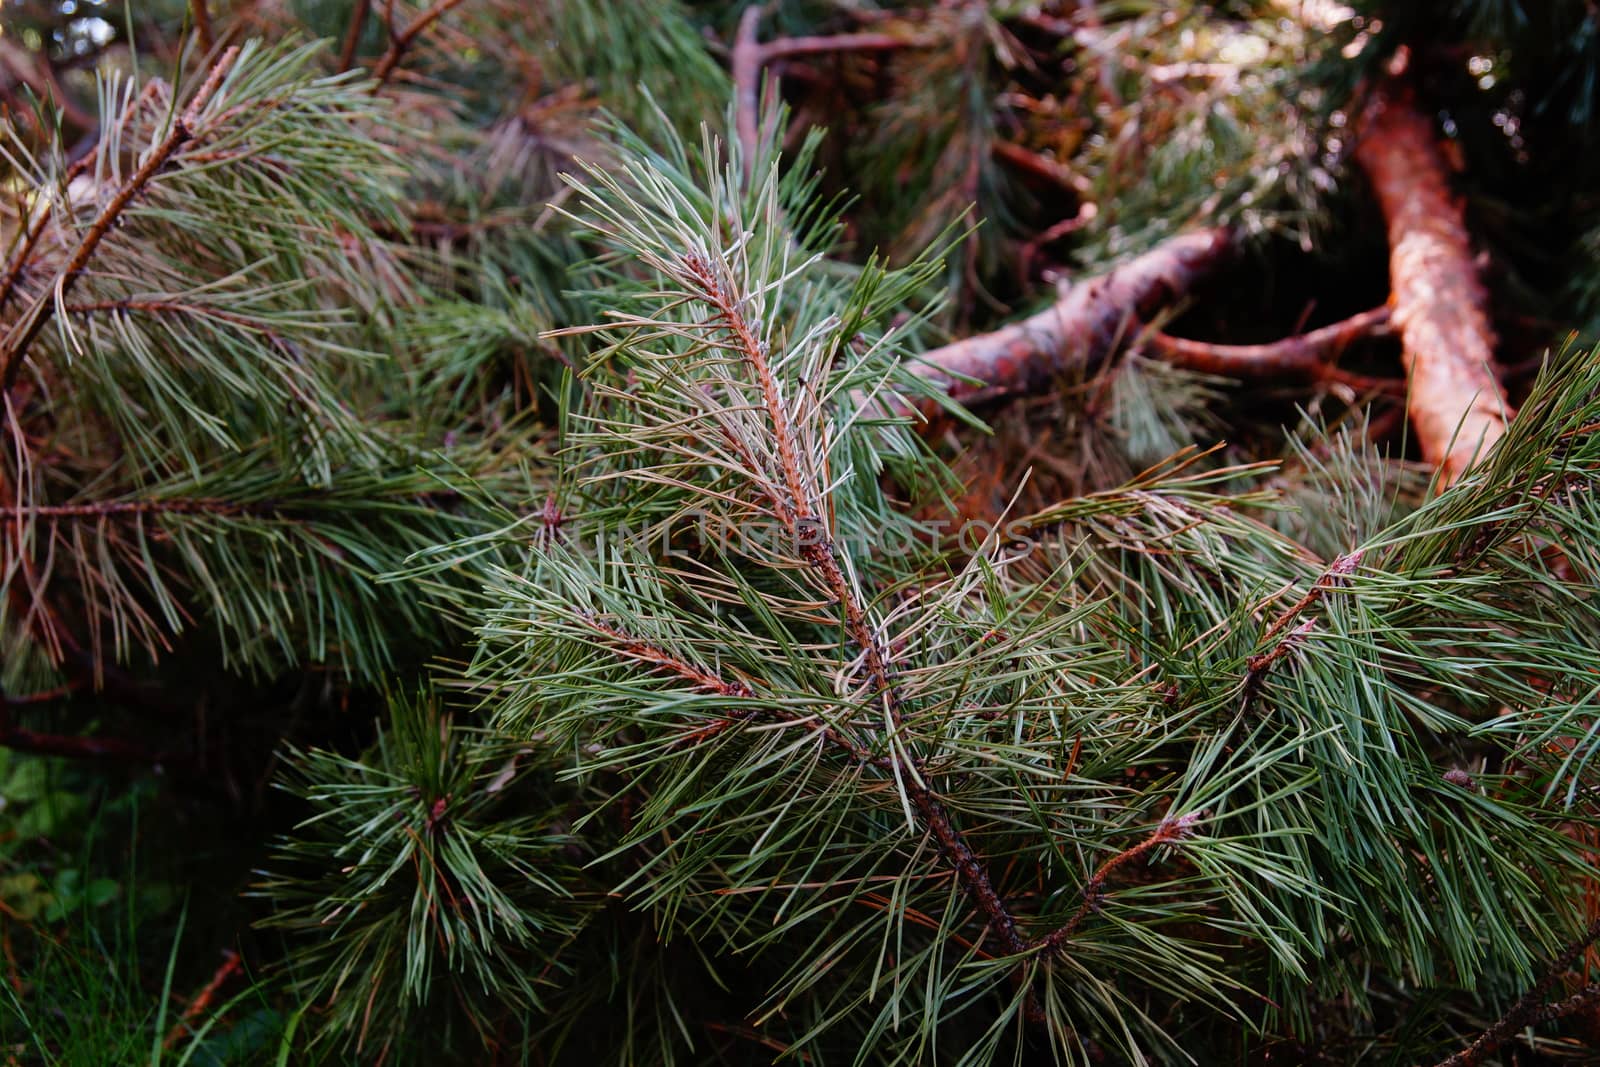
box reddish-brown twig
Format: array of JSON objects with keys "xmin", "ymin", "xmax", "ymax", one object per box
[
  {"xmin": 369, "ymin": 0, "xmax": 470, "ymax": 90},
  {"xmin": 991, "ymin": 139, "xmax": 1091, "ymax": 195},
  {"xmin": 0, "ymin": 80, "xmax": 166, "ymax": 319},
  {"xmin": 0, "ymin": 497, "xmax": 245, "ymax": 519},
  {"xmin": 2, "ymin": 683, "xmax": 81, "ymax": 705},
  {"xmin": 1144, "ymin": 306, "xmax": 1392, "ymax": 380},
  {"xmin": 733, "ymin": 6, "xmax": 924, "ymax": 174},
  {"xmin": 162, "ymin": 950, "xmax": 243, "ymax": 1051},
  {"xmin": 1354, "ymin": 66, "xmax": 1511, "ymax": 486},
  {"xmin": 1030, "ymin": 812, "xmax": 1203, "ymax": 958},
  {"xmin": 189, "ymin": 0, "xmax": 215, "ymax": 54},
  {"xmin": 338, "ymin": 0, "xmax": 372, "ymax": 71},
  {"xmin": 578, "ymin": 614, "xmax": 886, "ymax": 768},
  {"xmin": 0, "ymin": 47, "xmax": 238, "ymax": 393},
  {"xmin": 0, "ymin": 710, "xmax": 174, "ymax": 763},
  {"xmin": 897, "ymin": 227, "xmax": 1237, "ymax": 414}
]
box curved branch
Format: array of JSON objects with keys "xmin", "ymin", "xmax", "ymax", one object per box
[
  {"xmin": 900, "ymin": 227, "xmax": 1237, "ymax": 413},
  {"xmin": 1144, "ymin": 306, "xmax": 1391, "ymax": 379},
  {"xmin": 1354, "ymin": 76, "xmax": 1511, "ymax": 485},
  {"xmin": 733, "ymin": 7, "xmax": 925, "ymax": 174},
  {"xmin": 338, "ymin": 0, "xmax": 372, "ymax": 71}
]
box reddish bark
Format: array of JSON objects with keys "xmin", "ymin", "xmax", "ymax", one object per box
[
  {"xmin": 1354, "ymin": 82, "xmax": 1512, "ymax": 485},
  {"xmin": 903, "ymin": 227, "xmax": 1236, "ymax": 410},
  {"xmin": 1145, "ymin": 306, "xmax": 1391, "ymax": 380},
  {"xmin": 733, "ymin": 8, "xmax": 925, "ymax": 174}
]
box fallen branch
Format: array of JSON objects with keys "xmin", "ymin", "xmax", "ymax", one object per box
[
  {"xmin": 1144, "ymin": 306, "xmax": 1391, "ymax": 380},
  {"xmin": 900, "ymin": 227, "xmax": 1236, "ymax": 412},
  {"xmin": 733, "ymin": 7, "xmax": 924, "ymax": 174},
  {"xmin": 1354, "ymin": 72, "xmax": 1511, "ymax": 485}
]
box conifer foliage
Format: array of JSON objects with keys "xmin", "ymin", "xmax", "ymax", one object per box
[{"xmin": 3, "ymin": 1, "xmax": 1600, "ymax": 1064}]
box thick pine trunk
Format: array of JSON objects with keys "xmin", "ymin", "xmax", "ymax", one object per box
[{"xmin": 1355, "ymin": 82, "xmax": 1512, "ymax": 485}]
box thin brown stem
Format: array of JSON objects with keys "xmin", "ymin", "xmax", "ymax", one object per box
[
  {"xmin": 0, "ymin": 497, "xmax": 245, "ymax": 519},
  {"xmin": 0, "ymin": 486, "xmax": 463, "ymax": 522},
  {"xmin": 163, "ymin": 950, "xmax": 242, "ymax": 1050},
  {"xmin": 1030, "ymin": 813, "xmax": 1201, "ymax": 958},
  {"xmin": 1236, "ymin": 551, "xmax": 1362, "ymax": 716},
  {"xmin": 578, "ymin": 615, "xmax": 881, "ymax": 767},
  {"xmin": 0, "ymin": 48, "xmax": 238, "ymax": 393},
  {"xmin": 0, "ymin": 704, "xmax": 174, "ymax": 763},
  {"xmin": 0, "ymin": 81, "xmax": 167, "ymax": 318},
  {"xmin": 2, "ymin": 683, "xmax": 82, "ymax": 706},
  {"xmin": 732, "ymin": 7, "xmax": 923, "ymax": 175},
  {"xmin": 189, "ymin": 0, "xmax": 216, "ymax": 54},
  {"xmin": 991, "ymin": 140, "xmax": 1090, "ymax": 195},
  {"xmin": 1433, "ymin": 913, "xmax": 1600, "ymax": 1067},
  {"xmin": 369, "ymin": 0, "xmax": 470, "ymax": 90},
  {"xmin": 1145, "ymin": 306, "xmax": 1392, "ymax": 380},
  {"xmin": 1260, "ymin": 551, "xmax": 1362, "ymax": 647},
  {"xmin": 338, "ymin": 0, "xmax": 372, "ymax": 71}
]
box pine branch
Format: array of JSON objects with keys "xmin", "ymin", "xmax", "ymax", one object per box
[
  {"xmin": 1145, "ymin": 306, "xmax": 1391, "ymax": 380},
  {"xmin": 1029, "ymin": 812, "xmax": 1202, "ymax": 958},
  {"xmin": 0, "ymin": 48, "xmax": 239, "ymax": 393},
  {"xmin": 677, "ymin": 247, "xmax": 1031, "ymax": 956},
  {"xmin": 371, "ymin": 0, "xmax": 472, "ymax": 89},
  {"xmin": 1354, "ymin": 64, "xmax": 1512, "ymax": 485},
  {"xmin": 1433, "ymin": 913, "xmax": 1600, "ymax": 1067},
  {"xmin": 894, "ymin": 227, "xmax": 1236, "ymax": 414}
]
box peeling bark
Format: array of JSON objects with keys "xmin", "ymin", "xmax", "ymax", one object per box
[
  {"xmin": 1355, "ymin": 82, "xmax": 1512, "ymax": 485},
  {"xmin": 902, "ymin": 227, "xmax": 1236, "ymax": 412}
]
